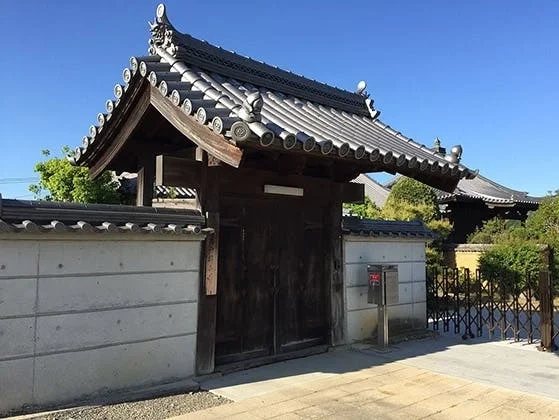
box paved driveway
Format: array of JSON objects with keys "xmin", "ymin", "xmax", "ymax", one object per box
[{"xmin": 171, "ymin": 334, "xmax": 559, "ymax": 419}]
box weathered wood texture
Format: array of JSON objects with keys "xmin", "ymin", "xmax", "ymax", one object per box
[
  {"xmin": 90, "ymin": 79, "xmax": 152, "ymax": 178},
  {"xmin": 341, "ymin": 181, "xmax": 364, "ymax": 203},
  {"xmin": 215, "ymin": 188, "xmax": 330, "ymax": 365},
  {"xmin": 195, "ymin": 162, "xmax": 220, "ymax": 375},
  {"xmin": 136, "ymin": 155, "xmax": 155, "ymax": 207},
  {"xmin": 204, "ymin": 212, "xmax": 219, "ymax": 295},
  {"xmin": 155, "ymin": 155, "xmax": 201, "ymax": 188},
  {"xmin": 328, "ymin": 183, "xmax": 345, "ymax": 346},
  {"xmin": 539, "ymin": 270, "xmax": 556, "ymax": 351},
  {"xmin": 150, "ymin": 86, "xmax": 243, "ymax": 168}
]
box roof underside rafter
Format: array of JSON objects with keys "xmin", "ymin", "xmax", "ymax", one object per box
[{"xmin": 71, "ymin": 3, "xmax": 478, "ymax": 192}]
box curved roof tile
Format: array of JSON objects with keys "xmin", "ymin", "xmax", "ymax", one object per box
[{"xmin": 70, "ymin": 4, "xmax": 477, "ymax": 189}]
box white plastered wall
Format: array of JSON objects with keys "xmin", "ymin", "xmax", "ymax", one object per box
[
  {"xmin": 0, "ymin": 233, "xmax": 203, "ymax": 415},
  {"xmin": 343, "ymin": 236, "xmax": 427, "ymax": 344}
]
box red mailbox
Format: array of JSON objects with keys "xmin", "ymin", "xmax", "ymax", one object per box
[{"xmin": 367, "ymin": 265, "xmax": 383, "ymax": 304}]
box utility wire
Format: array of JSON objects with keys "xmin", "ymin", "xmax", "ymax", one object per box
[{"xmin": 0, "ymin": 177, "xmax": 39, "ymax": 184}]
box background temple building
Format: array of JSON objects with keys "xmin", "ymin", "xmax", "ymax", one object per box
[{"xmin": 360, "ymin": 171, "xmax": 541, "ymax": 243}]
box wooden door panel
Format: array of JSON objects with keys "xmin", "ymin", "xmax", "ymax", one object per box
[
  {"xmin": 216, "ymin": 195, "xmax": 330, "ymax": 365},
  {"xmin": 243, "ymin": 202, "xmax": 275, "ymax": 356},
  {"xmin": 215, "ymin": 222, "xmax": 244, "ymax": 360}
]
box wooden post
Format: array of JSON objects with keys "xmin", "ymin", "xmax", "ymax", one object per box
[
  {"xmin": 136, "ymin": 155, "xmax": 155, "ymax": 207},
  {"xmin": 538, "ymin": 270, "xmax": 556, "ymax": 352},
  {"xmin": 195, "ymin": 153, "xmax": 220, "ymax": 375},
  {"xmin": 205, "ymin": 212, "xmax": 219, "ymax": 295},
  {"xmin": 328, "ymin": 182, "xmax": 345, "ymax": 346}
]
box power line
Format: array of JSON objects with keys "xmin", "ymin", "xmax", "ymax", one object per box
[{"xmin": 0, "ymin": 177, "xmax": 39, "ymax": 185}]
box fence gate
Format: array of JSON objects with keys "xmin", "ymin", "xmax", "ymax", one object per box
[{"xmin": 427, "ymin": 268, "xmax": 557, "ymax": 351}]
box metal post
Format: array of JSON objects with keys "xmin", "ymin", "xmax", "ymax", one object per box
[{"xmin": 378, "ymin": 270, "xmax": 389, "ymax": 347}]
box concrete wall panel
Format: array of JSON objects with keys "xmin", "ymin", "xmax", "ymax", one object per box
[
  {"xmin": 38, "ymin": 240, "xmax": 201, "ymax": 275},
  {"xmin": 411, "ymin": 262, "xmax": 427, "ymax": 283},
  {"xmin": 0, "ymin": 235, "xmax": 203, "ymax": 415},
  {"xmin": 346, "ymin": 286, "xmax": 370, "ymax": 312},
  {"xmin": 344, "ymin": 241, "xmax": 419, "ymax": 264},
  {"xmin": 344, "ymin": 262, "xmax": 414, "ymax": 288},
  {"xmin": 0, "ymin": 358, "xmax": 34, "ymax": 414},
  {"xmin": 38, "ymin": 271, "xmax": 198, "ymax": 313},
  {"xmin": 347, "ymin": 309, "xmax": 377, "ymax": 342},
  {"xmin": 34, "ymin": 334, "xmax": 196, "ymax": 406},
  {"xmin": 0, "ymin": 278, "xmax": 36, "ymax": 317},
  {"xmin": 412, "ymin": 282, "xmax": 426, "ymax": 303},
  {"xmin": 343, "ymin": 237, "xmax": 428, "ymax": 344},
  {"xmin": 36, "ymin": 303, "xmax": 197, "ymax": 353},
  {"xmin": 0, "ymin": 317, "xmax": 35, "ymax": 359},
  {"xmin": 0, "ymin": 241, "xmax": 38, "ymax": 278}
]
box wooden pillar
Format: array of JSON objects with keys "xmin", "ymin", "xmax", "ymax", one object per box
[
  {"xmin": 328, "ymin": 182, "xmax": 345, "ymax": 346},
  {"xmin": 196, "ymin": 153, "xmax": 220, "ymax": 375},
  {"xmin": 538, "ymin": 270, "xmax": 557, "ymax": 351},
  {"xmin": 136, "ymin": 155, "xmax": 155, "ymax": 207}
]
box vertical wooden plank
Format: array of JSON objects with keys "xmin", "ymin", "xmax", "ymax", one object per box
[
  {"xmin": 205, "ymin": 212, "xmax": 219, "ymax": 295},
  {"xmin": 538, "ymin": 270, "xmax": 556, "ymax": 351},
  {"xmin": 195, "ymin": 155, "xmax": 220, "ymax": 375},
  {"xmin": 328, "ymin": 182, "xmax": 345, "ymax": 346},
  {"xmin": 136, "ymin": 156, "xmax": 154, "ymax": 207}
]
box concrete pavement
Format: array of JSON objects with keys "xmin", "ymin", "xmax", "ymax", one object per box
[{"xmin": 171, "ymin": 334, "xmax": 559, "ymax": 419}]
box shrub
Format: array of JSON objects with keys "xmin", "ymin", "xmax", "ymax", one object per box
[{"xmin": 478, "ymin": 241, "xmax": 544, "ymax": 291}]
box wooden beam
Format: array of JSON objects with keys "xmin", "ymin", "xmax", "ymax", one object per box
[
  {"xmin": 89, "ymin": 79, "xmax": 152, "ymax": 179},
  {"xmin": 328, "ymin": 183, "xmax": 345, "ymax": 346},
  {"xmin": 136, "ymin": 155, "xmax": 155, "ymax": 207},
  {"xmin": 207, "ymin": 154, "xmax": 222, "ymax": 167},
  {"xmin": 205, "ymin": 212, "xmax": 219, "ymax": 295},
  {"xmin": 149, "ymin": 86, "xmax": 243, "ymax": 168},
  {"xmin": 155, "ymin": 155, "xmax": 201, "ymax": 188},
  {"xmin": 195, "ymin": 156, "xmax": 220, "ymax": 374},
  {"xmin": 538, "ymin": 271, "xmax": 557, "ymax": 351},
  {"xmin": 341, "ymin": 181, "xmax": 364, "ymax": 203}
]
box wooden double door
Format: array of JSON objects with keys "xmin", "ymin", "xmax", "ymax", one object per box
[{"xmin": 215, "ymin": 195, "xmax": 329, "ymax": 365}]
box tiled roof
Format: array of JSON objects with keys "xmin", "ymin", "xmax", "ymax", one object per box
[
  {"xmin": 342, "ymin": 217, "xmax": 436, "ymax": 239},
  {"xmin": 437, "ymin": 174, "xmax": 541, "ymax": 205},
  {"xmin": 386, "ymin": 174, "xmax": 542, "ymax": 206},
  {"xmin": 70, "ymin": 4, "xmax": 476, "ymax": 189},
  {"xmin": 119, "ymin": 173, "xmax": 197, "ymax": 199},
  {"xmin": 0, "ymin": 195, "xmax": 205, "ymax": 235},
  {"xmin": 352, "ymin": 174, "xmax": 390, "ymax": 207}
]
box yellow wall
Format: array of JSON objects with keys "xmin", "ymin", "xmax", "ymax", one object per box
[
  {"xmin": 444, "ymin": 244, "xmax": 550, "ymax": 273},
  {"xmin": 443, "ymin": 250, "xmax": 483, "ymax": 273}
]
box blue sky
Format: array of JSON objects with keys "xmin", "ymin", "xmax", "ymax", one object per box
[{"xmin": 1, "ymin": 0, "xmax": 557, "ymax": 198}]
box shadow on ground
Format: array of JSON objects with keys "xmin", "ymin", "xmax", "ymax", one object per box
[{"xmin": 199, "ymin": 330, "xmax": 559, "ymax": 402}]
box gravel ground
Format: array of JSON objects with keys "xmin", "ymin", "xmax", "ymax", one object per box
[{"xmin": 19, "ymin": 391, "xmax": 231, "ymax": 420}]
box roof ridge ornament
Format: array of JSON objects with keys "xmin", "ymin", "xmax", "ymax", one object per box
[
  {"xmin": 238, "ymin": 91, "xmax": 263, "ymax": 122},
  {"xmin": 148, "ymin": 4, "xmax": 178, "ymax": 56},
  {"xmin": 356, "ymin": 81, "xmax": 380, "ymax": 120}
]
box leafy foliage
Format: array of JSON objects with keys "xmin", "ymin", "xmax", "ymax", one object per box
[
  {"xmin": 467, "ymin": 217, "xmax": 524, "ymax": 244},
  {"xmin": 381, "ymin": 177, "xmax": 452, "ymax": 269},
  {"xmin": 384, "ymin": 176, "xmax": 439, "ymax": 208},
  {"xmin": 343, "ymin": 196, "xmax": 381, "ymax": 219},
  {"xmin": 29, "ymin": 148, "xmax": 121, "ymax": 204},
  {"xmin": 478, "ymin": 241, "xmax": 544, "ymax": 290},
  {"xmin": 526, "ymin": 193, "xmax": 559, "ymax": 241},
  {"xmin": 474, "ymin": 191, "xmax": 558, "ymax": 286}
]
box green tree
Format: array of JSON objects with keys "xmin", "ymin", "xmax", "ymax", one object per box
[
  {"xmin": 466, "ymin": 217, "xmax": 524, "ymax": 244},
  {"xmin": 381, "ymin": 177, "xmax": 452, "ymax": 268},
  {"xmin": 29, "ymin": 148, "xmax": 121, "ymax": 204},
  {"xmin": 476, "ymin": 191, "xmax": 558, "ymax": 286},
  {"xmin": 343, "ymin": 196, "xmax": 382, "ymax": 219},
  {"xmin": 384, "ymin": 176, "xmax": 439, "ymax": 209},
  {"xmin": 526, "ymin": 192, "xmax": 559, "ymax": 241}
]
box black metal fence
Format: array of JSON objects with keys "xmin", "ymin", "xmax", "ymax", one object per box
[{"xmin": 427, "ymin": 268, "xmax": 557, "ymax": 350}]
